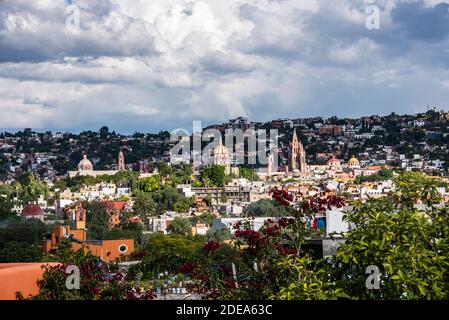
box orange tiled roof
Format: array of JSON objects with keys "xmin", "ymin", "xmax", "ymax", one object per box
[{"xmin": 103, "ymin": 201, "xmax": 127, "ymax": 211}]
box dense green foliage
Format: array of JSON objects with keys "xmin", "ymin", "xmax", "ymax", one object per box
[
  {"xmin": 167, "ymin": 217, "xmax": 192, "ymax": 236},
  {"xmin": 335, "ymin": 172, "xmax": 449, "ymax": 299},
  {"xmin": 132, "ymin": 191, "xmax": 157, "ymax": 218},
  {"xmin": 151, "ymin": 187, "xmax": 192, "ymax": 214},
  {"xmin": 139, "ymin": 176, "xmax": 161, "ymax": 193},
  {"xmin": 0, "ymin": 241, "xmax": 42, "ymax": 263},
  {"xmin": 243, "ymin": 198, "xmax": 291, "ymax": 217},
  {"xmin": 201, "ymin": 165, "xmax": 232, "ymax": 187},
  {"xmin": 0, "ymin": 220, "xmax": 50, "ymax": 262},
  {"xmin": 354, "ymin": 169, "xmax": 394, "ymax": 184},
  {"xmin": 191, "ymin": 213, "xmax": 217, "ymax": 227},
  {"xmin": 238, "ymin": 167, "xmax": 260, "ymax": 181},
  {"xmin": 127, "ymin": 234, "xmax": 206, "ymax": 279},
  {"xmin": 84, "ymin": 202, "xmax": 109, "ymax": 240}
]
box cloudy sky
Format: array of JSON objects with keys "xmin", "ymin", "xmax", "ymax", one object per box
[{"xmin": 0, "ymin": 0, "xmax": 449, "ymax": 133}]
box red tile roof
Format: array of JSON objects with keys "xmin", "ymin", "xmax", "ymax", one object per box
[
  {"xmin": 22, "ymin": 204, "xmax": 43, "ymax": 216},
  {"xmin": 103, "ymin": 201, "xmax": 127, "ymax": 211}
]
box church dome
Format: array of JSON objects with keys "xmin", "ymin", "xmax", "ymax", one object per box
[
  {"xmin": 213, "ymin": 143, "xmax": 231, "ymax": 171},
  {"xmin": 213, "ymin": 143, "xmax": 230, "ymax": 157},
  {"xmin": 327, "ymin": 155, "xmax": 341, "ymax": 166},
  {"xmin": 22, "ymin": 204, "xmax": 44, "ymax": 217},
  {"xmin": 348, "ymin": 156, "xmax": 360, "ymax": 167},
  {"xmin": 78, "ymin": 154, "xmax": 94, "ymax": 171}
]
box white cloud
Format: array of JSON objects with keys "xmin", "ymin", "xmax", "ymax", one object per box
[{"xmin": 0, "ymin": 0, "xmax": 448, "ymax": 132}]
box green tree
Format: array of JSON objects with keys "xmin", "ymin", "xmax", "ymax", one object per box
[
  {"xmin": 239, "ymin": 167, "xmax": 259, "ymax": 181},
  {"xmin": 85, "ymin": 202, "xmax": 109, "ymax": 240},
  {"xmin": 336, "ymin": 172, "xmax": 449, "ymax": 299},
  {"xmin": 243, "ymin": 199, "xmax": 291, "ymax": 217},
  {"xmin": 220, "ymin": 192, "xmax": 228, "ymax": 204},
  {"xmin": 354, "ymin": 169, "xmax": 394, "ymax": 184},
  {"xmin": 273, "ymin": 256, "xmax": 346, "ymax": 300},
  {"xmin": 133, "ymin": 191, "xmax": 157, "ymax": 218},
  {"xmin": 192, "ymin": 213, "xmax": 216, "ymax": 227},
  {"xmin": 156, "ymin": 161, "xmax": 172, "ymax": 177},
  {"xmin": 0, "ymin": 220, "xmax": 49, "ymax": 246},
  {"xmin": 0, "ymin": 241, "xmax": 42, "ymax": 263},
  {"xmin": 139, "ymin": 176, "xmax": 161, "ymax": 193},
  {"xmin": 151, "ymin": 187, "xmax": 185, "ymax": 213},
  {"xmin": 173, "ymin": 197, "xmax": 193, "ymax": 213},
  {"xmin": 206, "ymin": 228, "xmax": 231, "ymax": 241},
  {"xmin": 99, "ymin": 126, "xmax": 109, "ymax": 139},
  {"xmin": 128, "ymin": 234, "xmax": 205, "ymax": 278},
  {"xmin": 201, "ymin": 165, "xmax": 230, "ymax": 187},
  {"xmin": 167, "ymin": 217, "xmax": 192, "ymax": 236},
  {"xmin": 42, "ymin": 238, "xmax": 74, "ymax": 263},
  {"xmin": 113, "ymin": 171, "xmax": 139, "ymax": 189},
  {"xmin": 0, "ymin": 184, "xmax": 16, "ymax": 221},
  {"xmin": 168, "ymin": 164, "xmax": 194, "ymax": 185}
]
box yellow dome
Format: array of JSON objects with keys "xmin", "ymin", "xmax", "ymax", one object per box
[{"xmin": 348, "ymin": 156, "xmax": 360, "ymax": 166}]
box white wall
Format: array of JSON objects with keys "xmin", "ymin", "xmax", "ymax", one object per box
[{"xmin": 326, "ymin": 209, "xmax": 350, "ymax": 236}]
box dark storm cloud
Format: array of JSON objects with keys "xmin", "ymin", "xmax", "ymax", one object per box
[
  {"xmin": 0, "ymin": 0, "xmax": 157, "ymax": 63},
  {"xmin": 0, "ymin": 0, "xmax": 448, "ymax": 133},
  {"xmin": 391, "ymin": 1, "xmax": 449, "ymax": 42}
]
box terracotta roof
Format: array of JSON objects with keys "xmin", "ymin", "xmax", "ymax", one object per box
[
  {"xmin": 22, "ymin": 204, "xmax": 44, "ymax": 216},
  {"xmin": 103, "ymin": 201, "xmax": 127, "ymax": 211}
]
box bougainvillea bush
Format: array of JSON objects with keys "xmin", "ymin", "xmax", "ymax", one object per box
[
  {"xmin": 178, "ymin": 187, "xmax": 348, "ymax": 300},
  {"xmin": 22, "ymin": 248, "xmax": 156, "ymax": 300},
  {"xmin": 178, "ymin": 172, "xmax": 449, "ymax": 300},
  {"xmin": 25, "ymin": 172, "xmax": 449, "ymax": 300}
]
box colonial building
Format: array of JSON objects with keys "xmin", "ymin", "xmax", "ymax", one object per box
[
  {"xmin": 42, "ymin": 225, "xmax": 134, "ymax": 263},
  {"xmin": 348, "ymin": 156, "xmax": 361, "ymax": 169},
  {"xmin": 68, "ymin": 151, "xmax": 125, "ymax": 178},
  {"xmin": 327, "ymin": 155, "xmax": 342, "ymax": 171},
  {"xmin": 213, "ymin": 143, "xmax": 231, "ymax": 175},
  {"xmin": 104, "ymin": 201, "xmax": 127, "ymax": 229},
  {"xmin": 118, "ymin": 150, "xmax": 126, "ymax": 171},
  {"xmin": 21, "ymin": 204, "xmax": 44, "ymax": 222},
  {"xmin": 288, "ymin": 129, "xmax": 307, "ymax": 172},
  {"xmin": 78, "ymin": 154, "xmax": 93, "ymax": 171},
  {"xmin": 63, "ymin": 202, "xmax": 86, "ymax": 230}
]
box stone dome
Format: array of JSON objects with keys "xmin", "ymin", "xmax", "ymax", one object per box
[
  {"xmin": 213, "ymin": 143, "xmax": 230, "ymax": 157},
  {"xmin": 213, "ymin": 143, "xmax": 231, "ymax": 171},
  {"xmin": 78, "ymin": 154, "xmax": 94, "ymax": 171}
]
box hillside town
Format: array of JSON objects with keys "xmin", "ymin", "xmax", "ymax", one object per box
[
  {"xmin": 1, "ymin": 109, "xmax": 449, "ymax": 300},
  {"xmin": 1, "ymin": 109, "xmax": 449, "ymax": 233},
  {"xmin": 4, "ymin": 0, "xmax": 449, "ymax": 307}
]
